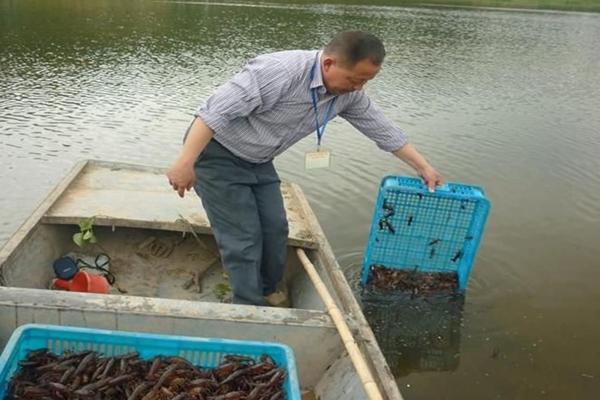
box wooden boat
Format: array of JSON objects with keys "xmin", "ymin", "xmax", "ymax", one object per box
[{"xmin": 0, "ymin": 160, "xmax": 403, "ymax": 400}]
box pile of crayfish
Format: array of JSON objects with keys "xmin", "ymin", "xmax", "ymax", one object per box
[
  {"xmin": 6, "ymin": 349, "xmax": 286, "ymax": 400},
  {"xmin": 368, "ymin": 264, "xmax": 458, "ymax": 295}
]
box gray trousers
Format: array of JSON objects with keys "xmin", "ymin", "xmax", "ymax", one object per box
[{"xmin": 193, "ymin": 139, "xmax": 289, "ymax": 305}]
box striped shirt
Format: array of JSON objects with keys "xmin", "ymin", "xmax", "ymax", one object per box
[{"xmin": 194, "ymin": 50, "xmax": 408, "ymax": 163}]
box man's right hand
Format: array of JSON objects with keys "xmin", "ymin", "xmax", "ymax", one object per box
[
  {"xmin": 167, "ymin": 117, "xmax": 214, "ymax": 198},
  {"xmin": 166, "ymin": 160, "xmax": 195, "ymax": 198}
]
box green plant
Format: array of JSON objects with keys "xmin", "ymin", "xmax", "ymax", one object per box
[
  {"xmin": 214, "ymin": 283, "xmax": 231, "ymax": 302},
  {"xmin": 73, "ymin": 217, "xmax": 97, "ymax": 247}
]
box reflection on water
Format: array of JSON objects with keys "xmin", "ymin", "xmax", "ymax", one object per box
[
  {"xmin": 362, "ymin": 291, "xmax": 465, "ymax": 377},
  {"xmin": 2, "ymin": 1, "xmax": 600, "ymax": 398}
]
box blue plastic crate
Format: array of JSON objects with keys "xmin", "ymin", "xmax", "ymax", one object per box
[
  {"xmin": 0, "ymin": 324, "xmax": 301, "ymax": 399},
  {"xmin": 362, "ymin": 176, "xmax": 490, "ymax": 290}
]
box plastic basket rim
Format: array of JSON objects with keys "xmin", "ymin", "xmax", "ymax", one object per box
[
  {"xmin": 3, "ymin": 323, "xmax": 295, "ymax": 351},
  {"xmin": 380, "ymin": 175, "xmax": 489, "ymax": 200}
]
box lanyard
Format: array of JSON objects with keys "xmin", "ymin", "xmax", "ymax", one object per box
[{"xmin": 309, "ymin": 56, "xmax": 337, "ymax": 148}]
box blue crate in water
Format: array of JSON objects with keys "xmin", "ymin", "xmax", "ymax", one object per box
[
  {"xmin": 0, "ymin": 324, "xmax": 301, "ymax": 399},
  {"xmin": 361, "ymin": 176, "xmax": 490, "ymax": 290}
]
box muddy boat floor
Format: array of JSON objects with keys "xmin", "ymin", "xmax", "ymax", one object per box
[
  {"xmin": 2, "ymin": 160, "xmax": 322, "ymax": 303},
  {"xmin": 93, "ymin": 229, "xmax": 229, "ymax": 302}
]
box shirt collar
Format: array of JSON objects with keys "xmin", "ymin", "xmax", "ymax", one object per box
[{"xmin": 309, "ymin": 50, "xmax": 325, "ymax": 91}]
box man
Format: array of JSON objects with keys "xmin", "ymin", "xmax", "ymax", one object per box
[{"xmin": 167, "ymin": 31, "xmax": 443, "ymax": 306}]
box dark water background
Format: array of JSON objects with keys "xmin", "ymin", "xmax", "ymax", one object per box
[{"xmin": 1, "ymin": 1, "xmax": 600, "ymax": 398}]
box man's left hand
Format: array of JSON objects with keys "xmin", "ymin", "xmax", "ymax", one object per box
[
  {"xmin": 419, "ymin": 165, "xmax": 444, "ymax": 193},
  {"xmin": 392, "ymin": 143, "xmax": 444, "ymax": 192}
]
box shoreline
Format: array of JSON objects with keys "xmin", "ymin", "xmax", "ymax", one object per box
[
  {"xmin": 246, "ymin": 0, "xmax": 600, "ymax": 13},
  {"xmin": 416, "ymin": 2, "xmax": 600, "ymax": 14}
]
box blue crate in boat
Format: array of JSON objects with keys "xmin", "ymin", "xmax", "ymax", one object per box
[
  {"xmin": 0, "ymin": 324, "xmax": 300, "ymax": 399},
  {"xmin": 361, "ymin": 176, "xmax": 490, "ymax": 290}
]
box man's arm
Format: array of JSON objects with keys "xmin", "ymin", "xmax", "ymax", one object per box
[
  {"xmin": 393, "ymin": 143, "xmax": 443, "ymax": 192},
  {"xmin": 196, "ymin": 56, "xmax": 292, "ymax": 137},
  {"xmin": 166, "ymin": 117, "xmax": 214, "ymax": 198},
  {"xmin": 340, "ymin": 91, "xmax": 443, "ymax": 191}
]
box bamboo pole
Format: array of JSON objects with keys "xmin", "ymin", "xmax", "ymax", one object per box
[{"xmin": 296, "ymin": 248, "xmax": 384, "ymax": 400}]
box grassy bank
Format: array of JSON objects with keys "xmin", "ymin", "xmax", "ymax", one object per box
[{"xmin": 261, "ymin": 0, "xmax": 600, "ymax": 12}]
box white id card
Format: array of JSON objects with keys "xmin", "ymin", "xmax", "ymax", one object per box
[{"xmin": 305, "ymin": 149, "xmax": 331, "ymax": 170}]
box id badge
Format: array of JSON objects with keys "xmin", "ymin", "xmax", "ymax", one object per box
[{"xmin": 305, "ymin": 149, "xmax": 331, "ymax": 170}]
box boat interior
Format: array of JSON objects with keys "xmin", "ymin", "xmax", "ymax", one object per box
[
  {"xmin": 0, "ymin": 161, "xmax": 400, "ymax": 400},
  {"xmin": 1, "ymin": 224, "xmax": 324, "ymax": 310}
]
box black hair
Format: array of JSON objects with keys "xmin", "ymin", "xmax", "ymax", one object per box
[{"xmin": 324, "ymin": 31, "xmax": 386, "ymax": 66}]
